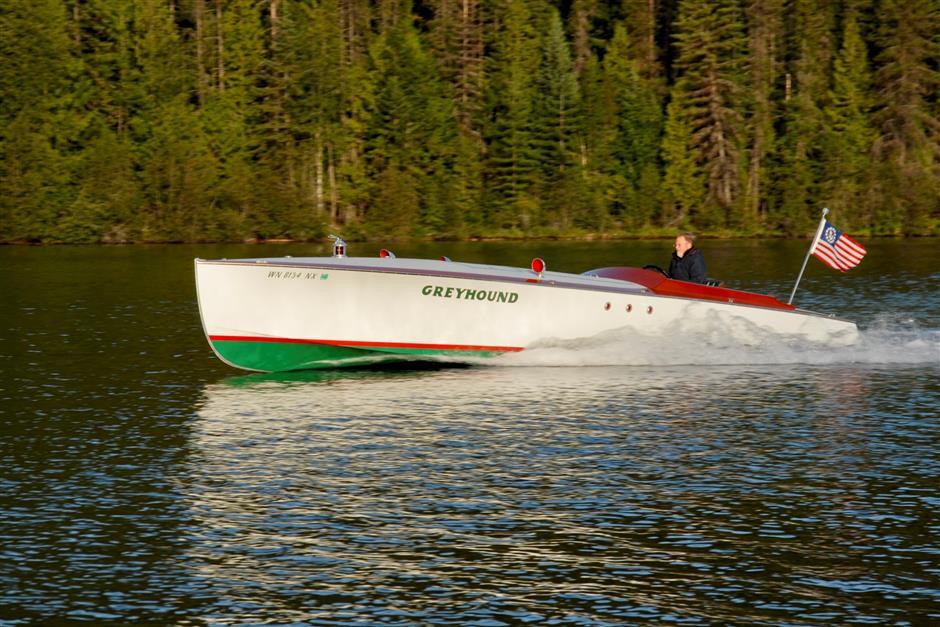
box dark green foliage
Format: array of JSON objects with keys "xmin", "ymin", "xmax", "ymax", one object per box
[
  {"xmin": 820, "ymin": 9, "xmax": 876, "ymax": 231},
  {"xmin": 68, "ymin": 128, "xmax": 140, "ymax": 243},
  {"xmin": 482, "ymin": 0, "xmax": 541, "ymax": 231},
  {"xmin": 671, "ymin": 0, "xmax": 748, "ymax": 228},
  {"xmin": 870, "ymin": 0, "xmax": 940, "ymax": 234},
  {"xmin": 771, "ymin": 0, "xmax": 835, "ymax": 235},
  {"xmin": 0, "ymin": 0, "xmax": 77, "ymax": 241},
  {"xmin": 603, "ymin": 24, "xmax": 663, "ymax": 229},
  {"xmin": 365, "ymin": 14, "xmax": 456, "ymax": 237},
  {"xmin": 0, "ymin": 0, "xmax": 937, "ymax": 243},
  {"xmin": 532, "ymin": 10, "xmax": 582, "ymax": 229},
  {"xmin": 662, "ymin": 88, "xmax": 705, "ymax": 226},
  {"xmin": 743, "ymin": 0, "xmax": 783, "ymax": 227}
]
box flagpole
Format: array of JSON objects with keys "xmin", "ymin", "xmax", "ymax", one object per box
[{"xmin": 788, "ymin": 207, "xmax": 829, "ymax": 305}]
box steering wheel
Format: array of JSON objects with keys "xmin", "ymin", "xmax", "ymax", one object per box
[{"xmin": 642, "ymin": 264, "xmax": 669, "ymax": 277}]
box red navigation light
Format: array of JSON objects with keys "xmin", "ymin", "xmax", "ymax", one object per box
[
  {"xmin": 379, "ymin": 248, "xmax": 396, "ymax": 258},
  {"xmin": 531, "ymin": 257, "xmax": 546, "ymax": 275},
  {"xmin": 438, "ymin": 256, "xmax": 452, "ymax": 262}
]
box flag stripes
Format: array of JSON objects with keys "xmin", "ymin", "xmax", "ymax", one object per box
[{"xmin": 812, "ymin": 222, "xmax": 867, "ymax": 271}]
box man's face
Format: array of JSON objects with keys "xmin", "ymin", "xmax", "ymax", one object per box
[{"xmin": 674, "ymin": 236, "xmax": 692, "ymax": 257}]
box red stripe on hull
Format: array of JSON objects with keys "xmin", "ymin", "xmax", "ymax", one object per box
[{"xmin": 209, "ymin": 335, "xmax": 524, "ymax": 353}]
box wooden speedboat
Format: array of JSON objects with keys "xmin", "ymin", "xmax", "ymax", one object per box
[{"xmin": 195, "ymin": 244, "xmax": 858, "ymax": 372}]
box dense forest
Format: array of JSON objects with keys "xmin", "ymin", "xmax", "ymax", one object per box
[{"xmin": 0, "ymin": 0, "xmax": 937, "ymax": 243}]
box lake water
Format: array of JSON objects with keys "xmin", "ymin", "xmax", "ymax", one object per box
[{"xmin": 1, "ymin": 239, "xmax": 938, "ymax": 625}]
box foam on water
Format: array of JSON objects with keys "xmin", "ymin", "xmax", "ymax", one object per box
[{"xmin": 486, "ymin": 315, "xmax": 940, "ymax": 368}]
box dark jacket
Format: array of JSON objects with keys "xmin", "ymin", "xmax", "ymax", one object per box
[{"xmin": 668, "ymin": 247, "xmax": 708, "ymax": 283}]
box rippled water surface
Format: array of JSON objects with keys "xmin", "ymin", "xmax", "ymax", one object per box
[{"xmin": 1, "ymin": 240, "xmax": 938, "ymax": 625}]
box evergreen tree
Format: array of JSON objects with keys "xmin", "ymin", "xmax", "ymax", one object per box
[
  {"xmin": 661, "ymin": 88, "xmax": 705, "ymax": 226},
  {"xmin": 64, "ymin": 0, "xmax": 142, "ymax": 242},
  {"xmin": 577, "ymin": 55, "xmax": 617, "ymax": 232},
  {"xmin": 771, "ymin": 0, "xmax": 835, "ymax": 234},
  {"xmin": 0, "ymin": 0, "xmax": 76, "ymax": 125},
  {"xmin": 428, "ymin": 0, "xmax": 485, "ymax": 133},
  {"xmin": 0, "ymin": 113, "xmax": 71, "ymax": 242},
  {"xmin": 569, "ymin": 0, "xmax": 597, "ymax": 76},
  {"xmin": 603, "ymin": 23, "xmax": 663, "ymax": 229},
  {"xmin": 257, "ymin": 0, "xmax": 364, "ymax": 239},
  {"xmin": 819, "ymin": 8, "xmax": 876, "ymax": 230},
  {"xmin": 0, "ymin": 0, "xmax": 77, "ymax": 241},
  {"xmin": 671, "ymin": 0, "xmax": 748, "ymax": 227},
  {"xmin": 484, "ymin": 0, "xmax": 541, "ymax": 230},
  {"xmin": 621, "ymin": 0, "xmax": 660, "ymax": 78},
  {"xmin": 133, "ymin": 0, "xmax": 221, "ymax": 241},
  {"xmin": 66, "ymin": 128, "xmax": 140, "ymax": 243},
  {"xmin": 255, "ymin": 0, "xmax": 306, "ymax": 237},
  {"xmin": 533, "ymin": 10, "xmax": 583, "ymax": 229},
  {"xmin": 205, "ymin": 0, "xmax": 267, "ymax": 238},
  {"xmin": 365, "ymin": 11, "xmax": 456, "ymax": 236},
  {"xmin": 72, "ymin": 0, "xmax": 138, "ymax": 135},
  {"xmin": 427, "ymin": 0, "xmax": 486, "ymax": 234},
  {"xmin": 2, "ymin": 0, "xmax": 940, "ymax": 242},
  {"xmin": 334, "ymin": 53, "xmax": 374, "ymax": 227},
  {"xmin": 871, "ymin": 0, "xmax": 940, "ymax": 233},
  {"xmin": 744, "ymin": 0, "xmax": 784, "ymax": 226},
  {"xmin": 283, "ymin": 0, "xmax": 345, "ymax": 230}
]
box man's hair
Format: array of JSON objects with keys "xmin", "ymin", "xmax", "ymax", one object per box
[{"xmin": 679, "ymin": 232, "xmax": 696, "ymax": 244}]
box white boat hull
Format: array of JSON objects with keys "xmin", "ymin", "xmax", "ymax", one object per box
[{"xmin": 195, "ymin": 257, "xmax": 858, "ymax": 371}]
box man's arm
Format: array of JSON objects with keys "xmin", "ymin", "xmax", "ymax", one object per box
[
  {"xmin": 667, "ymin": 257, "xmax": 680, "ymax": 279},
  {"xmin": 690, "ymin": 253, "xmax": 708, "ymax": 283}
]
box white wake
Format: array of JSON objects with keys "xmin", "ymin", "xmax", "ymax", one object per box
[{"xmin": 486, "ymin": 314, "xmax": 940, "ymax": 367}]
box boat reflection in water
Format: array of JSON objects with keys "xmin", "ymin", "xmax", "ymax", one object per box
[{"xmin": 181, "ymin": 357, "xmax": 940, "ymax": 624}]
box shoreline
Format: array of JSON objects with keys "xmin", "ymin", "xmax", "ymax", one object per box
[{"xmin": 1, "ymin": 231, "xmax": 935, "ymax": 247}]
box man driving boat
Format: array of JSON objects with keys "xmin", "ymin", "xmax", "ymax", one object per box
[{"xmin": 668, "ymin": 233, "xmax": 708, "ymax": 283}]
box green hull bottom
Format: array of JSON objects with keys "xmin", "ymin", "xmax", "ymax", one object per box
[{"xmin": 210, "ymin": 339, "xmax": 502, "ymax": 372}]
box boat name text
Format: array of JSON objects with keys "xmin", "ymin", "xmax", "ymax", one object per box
[{"xmin": 421, "ymin": 284, "xmax": 519, "ymax": 303}]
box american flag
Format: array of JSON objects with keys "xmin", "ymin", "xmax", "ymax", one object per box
[{"xmin": 812, "ymin": 221, "xmax": 867, "ymax": 271}]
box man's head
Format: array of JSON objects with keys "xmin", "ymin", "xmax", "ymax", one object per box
[{"xmin": 674, "ymin": 233, "xmax": 695, "ymax": 257}]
